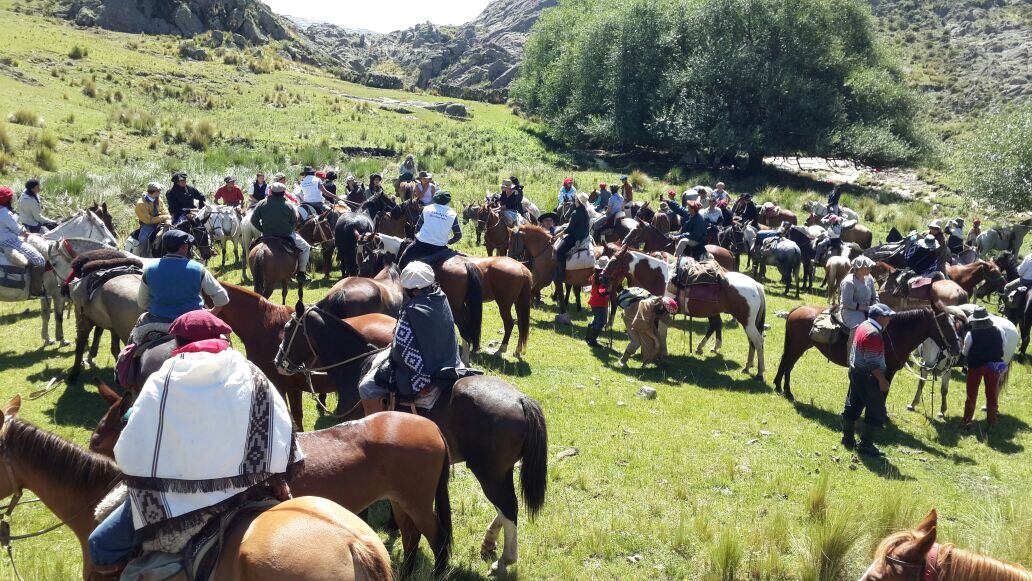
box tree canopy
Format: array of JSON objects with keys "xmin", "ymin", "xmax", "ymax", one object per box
[
  {"xmin": 951, "ymin": 105, "xmax": 1032, "ymax": 214},
  {"xmin": 513, "ymin": 0, "xmax": 932, "ymax": 167}
]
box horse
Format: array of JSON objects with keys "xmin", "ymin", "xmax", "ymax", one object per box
[
  {"xmin": 622, "ymin": 218, "xmax": 737, "ymax": 271},
  {"xmin": 334, "ymin": 211, "xmax": 375, "ymax": 278},
  {"xmin": 786, "ymin": 225, "xmax": 818, "ymax": 291},
  {"xmin": 373, "ymin": 206, "xmax": 409, "ymax": 239},
  {"xmin": 945, "ymin": 260, "xmax": 1006, "ymax": 299},
  {"xmin": 87, "ymin": 202, "xmax": 117, "ymax": 238},
  {"xmin": 197, "ymin": 205, "xmax": 244, "ymax": 273},
  {"xmin": 772, "ymin": 307, "xmax": 961, "ymax": 401},
  {"xmin": 716, "ymin": 222, "xmax": 748, "ymax": 270},
  {"xmin": 974, "ymin": 218, "xmax": 1032, "ymax": 257},
  {"xmin": 321, "ymin": 262, "xmax": 405, "ymax": 318},
  {"xmin": 823, "ymin": 255, "xmax": 852, "ymax": 303},
  {"xmin": 506, "ymin": 225, "xmax": 598, "ymax": 323},
  {"xmin": 212, "ymin": 282, "xmax": 395, "ymax": 426},
  {"xmin": 756, "ymin": 204, "xmax": 798, "ymax": 228},
  {"xmin": 909, "ymin": 304, "xmax": 1019, "ymax": 418},
  {"xmin": 476, "ymin": 204, "xmax": 512, "ymax": 256},
  {"xmin": 274, "ymin": 306, "xmax": 548, "ymax": 576},
  {"xmin": 861, "ymin": 509, "xmax": 1031, "ymax": 581},
  {"xmin": 603, "ymin": 246, "xmax": 767, "ymax": 376},
  {"xmin": 1002, "ymin": 283, "xmax": 1032, "ymax": 357},
  {"xmin": 878, "ymin": 271, "xmax": 970, "ymax": 314},
  {"xmin": 0, "ymin": 396, "xmax": 393, "ymax": 581},
  {"xmin": 90, "ymin": 386, "xmax": 453, "ymax": 577},
  {"xmin": 297, "ymin": 209, "xmax": 339, "ymax": 279},
  {"xmin": 177, "ymin": 212, "xmax": 215, "ymax": 263},
  {"xmin": 247, "ymin": 238, "xmax": 297, "ymax": 304},
  {"xmin": 461, "ymin": 201, "xmax": 484, "ymax": 245},
  {"xmin": 752, "ymin": 236, "xmax": 802, "ymax": 296},
  {"xmin": 802, "ymin": 199, "xmax": 859, "ymax": 222}
]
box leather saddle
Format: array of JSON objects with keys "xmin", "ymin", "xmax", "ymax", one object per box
[
  {"xmin": 908, "ymin": 277, "xmax": 933, "ymax": 301},
  {"xmin": 254, "ymin": 236, "xmax": 300, "ymax": 256}
]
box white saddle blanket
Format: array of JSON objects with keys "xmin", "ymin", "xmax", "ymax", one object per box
[{"xmin": 554, "ymin": 236, "xmax": 595, "ymax": 271}]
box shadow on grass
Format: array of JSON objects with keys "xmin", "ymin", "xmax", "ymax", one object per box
[
  {"xmin": 0, "ymin": 347, "xmax": 64, "ymax": 371},
  {"xmin": 610, "ymin": 351, "xmax": 768, "ymax": 392},
  {"xmin": 44, "ymin": 371, "xmax": 111, "ymax": 429},
  {"xmin": 471, "ymin": 351, "xmax": 532, "ymax": 377},
  {"xmin": 856, "ymin": 454, "xmax": 914, "ymax": 481},
  {"xmin": 0, "ymin": 306, "xmax": 38, "ymax": 325}
]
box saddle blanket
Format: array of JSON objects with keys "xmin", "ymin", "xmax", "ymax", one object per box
[
  {"xmin": 685, "ymin": 283, "xmax": 721, "ymax": 303},
  {"xmin": 554, "ymin": 236, "xmax": 594, "ymax": 271},
  {"xmin": 253, "ymin": 236, "xmax": 299, "ymax": 255},
  {"xmin": 672, "ymin": 257, "xmax": 725, "ymax": 288}
]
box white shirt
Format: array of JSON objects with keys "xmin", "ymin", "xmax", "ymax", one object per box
[
  {"xmin": 416, "ymin": 204, "xmax": 457, "ymax": 246},
  {"xmin": 0, "ymin": 207, "xmax": 23, "ymax": 242},
  {"xmin": 700, "ymin": 206, "xmax": 722, "ymax": 224},
  {"xmin": 1018, "ymin": 254, "xmax": 1032, "ymax": 280},
  {"xmin": 299, "ymin": 175, "xmax": 324, "ymax": 204}
]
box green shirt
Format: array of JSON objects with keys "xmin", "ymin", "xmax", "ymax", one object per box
[{"xmin": 250, "ymin": 195, "xmax": 296, "ymax": 237}]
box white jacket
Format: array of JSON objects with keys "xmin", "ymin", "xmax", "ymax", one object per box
[{"xmin": 416, "ymin": 204, "xmax": 457, "ymax": 246}]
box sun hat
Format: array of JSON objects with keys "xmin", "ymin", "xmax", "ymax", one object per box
[
  {"xmin": 273, "ymin": 172, "xmax": 286, "ymax": 181},
  {"xmin": 576, "ymin": 192, "xmax": 590, "ymax": 206},
  {"xmin": 868, "ymin": 303, "xmax": 895, "ymax": 319},
  {"xmin": 168, "ymin": 310, "xmax": 233, "ymax": 343},
  {"xmin": 400, "ymin": 262, "xmax": 435, "ymax": 290},
  {"xmin": 539, "ymin": 212, "xmax": 559, "ymax": 223},
  {"xmin": 968, "ymin": 306, "xmax": 993, "ymax": 329},
  {"xmin": 662, "ymin": 297, "xmax": 678, "ymax": 314},
  {"xmin": 418, "ymin": 171, "xmax": 433, "ymax": 180},
  {"xmin": 346, "ymin": 175, "xmax": 356, "ymax": 181},
  {"xmin": 918, "ymin": 235, "xmax": 939, "ymax": 250},
  {"xmin": 502, "ymin": 179, "xmax": 513, "ymax": 188},
  {"xmin": 927, "ymin": 219, "xmax": 943, "ymax": 230},
  {"xmin": 851, "ymin": 256, "xmax": 876, "ymax": 271},
  {"xmin": 302, "ymin": 166, "xmax": 315, "ymax": 176}
]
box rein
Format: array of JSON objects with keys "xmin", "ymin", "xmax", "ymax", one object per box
[{"xmin": 889, "ymin": 311, "xmax": 958, "ymax": 382}]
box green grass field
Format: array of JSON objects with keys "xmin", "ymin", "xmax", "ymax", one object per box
[{"xmin": 0, "ymin": 1, "xmax": 1029, "ymax": 579}]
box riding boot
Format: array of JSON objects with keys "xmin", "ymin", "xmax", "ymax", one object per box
[
  {"xmin": 361, "ymin": 398, "xmax": 386, "ymax": 416},
  {"xmin": 88, "ymin": 565, "xmax": 123, "ymax": 581},
  {"xmin": 856, "ymin": 423, "xmax": 885, "ymax": 457},
  {"xmin": 585, "ymin": 326, "xmax": 600, "ymax": 347},
  {"xmin": 840, "ymin": 417, "xmax": 856, "ymax": 450},
  {"xmin": 28, "ymin": 264, "xmax": 45, "ymax": 297}
]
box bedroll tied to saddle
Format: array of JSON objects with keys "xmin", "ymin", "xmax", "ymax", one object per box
[
  {"xmin": 0, "ymin": 247, "xmax": 30, "ymax": 301},
  {"xmin": 810, "ymin": 306, "xmax": 846, "ymax": 345},
  {"xmin": 671, "ymin": 258, "xmax": 726, "ymax": 303}
]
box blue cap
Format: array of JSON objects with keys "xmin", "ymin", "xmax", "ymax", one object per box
[
  {"xmin": 868, "ymin": 303, "xmax": 895, "ymax": 318},
  {"xmin": 620, "ymin": 175, "xmax": 628, "ymax": 181},
  {"xmin": 162, "ymin": 229, "xmax": 195, "ymax": 250}
]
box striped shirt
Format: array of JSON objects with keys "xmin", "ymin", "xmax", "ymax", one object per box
[{"xmin": 849, "ymin": 319, "xmax": 886, "ymax": 372}]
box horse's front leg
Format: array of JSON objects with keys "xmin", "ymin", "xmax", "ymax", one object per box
[
  {"xmin": 908, "ymin": 369, "xmax": 926, "ymax": 411},
  {"xmin": 69, "ymin": 309, "xmax": 93, "ymax": 383},
  {"xmin": 938, "ymin": 373, "xmax": 949, "ymax": 418},
  {"xmin": 40, "ymin": 296, "xmax": 53, "ymax": 345}
]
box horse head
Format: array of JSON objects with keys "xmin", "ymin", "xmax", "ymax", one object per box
[
  {"xmin": 274, "ymin": 301, "xmax": 316, "ymax": 375},
  {"xmin": 90, "ymin": 381, "xmax": 131, "ymax": 458}
]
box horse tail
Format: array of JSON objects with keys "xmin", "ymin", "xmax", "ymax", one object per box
[
  {"xmin": 518, "ymin": 396, "xmax": 548, "ymax": 519},
  {"xmin": 461, "ymin": 262, "xmax": 483, "ymax": 352},
  {"xmin": 347, "ymin": 537, "xmax": 392, "ymax": 581},
  {"xmin": 516, "ymin": 269, "xmax": 532, "ymax": 355},
  {"xmin": 432, "ymin": 437, "xmax": 453, "ymax": 578},
  {"xmin": 252, "ymin": 251, "xmax": 265, "ymax": 296},
  {"xmin": 755, "ymin": 282, "xmax": 767, "ymax": 337}
]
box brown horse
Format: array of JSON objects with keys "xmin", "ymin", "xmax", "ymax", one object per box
[
  {"xmin": 603, "ymin": 245, "xmax": 768, "ymax": 376},
  {"xmin": 296, "ymin": 212, "xmax": 337, "ymax": 279},
  {"xmin": 275, "ymin": 307, "xmax": 549, "ymax": 576},
  {"xmin": 476, "ymin": 205, "xmax": 511, "ymax": 256},
  {"xmin": 87, "ymin": 202, "xmax": 117, "ymax": 238},
  {"xmin": 90, "ymin": 386, "xmax": 453, "ymax": 577},
  {"xmin": 806, "ymin": 213, "xmax": 874, "ymax": 248},
  {"xmin": 212, "ymin": 282, "xmax": 395, "ymax": 426},
  {"xmin": 248, "ymin": 239, "xmax": 298, "ymax": 304},
  {"xmin": 757, "ymin": 205, "xmax": 797, "ymax": 228},
  {"xmin": 374, "ymin": 209, "xmax": 408, "ymax": 239},
  {"xmin": 507, "ymin": 224, "xmax": 599, "ymax": 321},
  {"xmin": 320, "ymin": 264, "xmax": 405, "ymax": 318},
  {"xmin": 862, "ymin": 509, "xmax": 1031, "ymax": 581},
  {"xmin": 773, "ymin": 306, "xmax": 960, "ymax": 401},
  {"xmin": 0, "ymin": 396, "xmax": 393, "ymax": 581},
  {"xmin": 622, "ymin": 218, "xmax": 737, "ymax": 271},
  {"xmin": 946, "ymin": 260, "xmax": 1006, "ymax": 298},
  {"xmin": 878, "ymin": 270, "xmax": 970, "ymax": 314}
]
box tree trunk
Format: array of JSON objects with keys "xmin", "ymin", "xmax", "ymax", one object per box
[{"xmin": 746, "ymin": 151, "xmax": 764, "ymax": 172}]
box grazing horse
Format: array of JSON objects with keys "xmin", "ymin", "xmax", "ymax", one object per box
[
  {"xmin": 0, "ymin": 396, "xmax": 392, "ymax": 581},
  {"xmin": 275, "ymin": 307, "xmax": 548, "ymax": 576},
  {"xmin": 974, "ymin": 218, "xmax": 1032, "ymax": 257},
  {"xmin": 622, "ymin": 218, "xmax": 737, "ymax": 271},
  {"xmin": 476, "ymin": 204, "xmax": 511, "ymax": 256},
  {"xmin": 861, "ymin": 509, "xmax": 1031, "ymax": 581},
  {"xmin": 213, "ymin": 282, "xmax": 395, "ymax": 425},
  {"xmin": 91, "ymin": 387, "xmax": 453, "ymax": 578},
  {"xmin": 248, "ymin": 238, "xmax": 297, "ymax": 304},
  {"xmin": 945, "ymin": 260, "xmax": 1006, "ymax": 299},
  {"xmin": 334, "ymin": 211, "xmax": 376, "ymax": 278},
  {"xmin": 773, "ymin": 307, "xmax": 960, "ymax": 401},
  {"xmin": 603, "ymin": 246, "xmax": 767, "ymax": 376},
  {"xmin": 507, "ymin": 225, "xmax": 598, "ymax": 322}
]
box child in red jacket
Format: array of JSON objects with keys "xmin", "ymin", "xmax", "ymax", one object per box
[{"xmin": 586, "ymin": 257, "xmax": 611, "ymax": 347}]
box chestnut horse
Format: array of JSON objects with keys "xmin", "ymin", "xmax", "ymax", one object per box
[
  {"xmin": 319, "ymin": 263, "xmax": 405, "ymax": 318},
  {"xmin": 275, "ymin": 306, "xmax": 548, "ymax": 576},
  {"xmin": 211, "ymin": 282, "xmax": 396, "ymax": 426},
  {"xmin": 945, "ymin": 260, "xmax": 1006, "ymax": 298},
  {"xmin": 248, "ymin": 239, "xmax": 297, "ymax": 304},
  {"xmin": 603, "ymin": 245, "xmax": 768, "ymax": 376},
  {"xmin": 622, "ymin": 218, "xmax": 736, "ymax": 271},
  {"xmin": 772, "ymin": 307, "xmax": 960, "ymax": 401},
  {"xmin": 506, "ymin": 225, "xmax": 600, "ymax": 322},
  {"xmin": 862, "ymin": 509, "xmax": 1031, "ymax": 581},
  {"xmin": 0, "ymin": 396, "xmax": 392, "ymax": 581},
  {"xmin": 756, "ymin": 205, "xmax": 798, "ymax": 229},
  {"xmin": 476, "ymin": 205, "xmax": 511, "ymax": 256},
  {"xmin": 90, "ymin": 387, "xmax": 453, "ymax": 577}
]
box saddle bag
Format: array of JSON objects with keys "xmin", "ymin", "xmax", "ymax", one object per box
[
  {"xmin": 810, "ymin": 310, "xmax": 845, "ymax": 345},
  {"xmin": 0, "ymin": 264, "xmax": 29, "ymax": 301}
]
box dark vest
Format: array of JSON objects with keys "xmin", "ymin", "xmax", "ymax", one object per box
[
  {"xmin": 252, "ymin": 182, "xmax": 268, "ymax": 201},
  {"xmin": 144, "ymin": 257, "xmax": 204, "ymax": 320},
  {"xmin": 967, "ymin": 326, "xmax": 1003, "ymax": 368}
]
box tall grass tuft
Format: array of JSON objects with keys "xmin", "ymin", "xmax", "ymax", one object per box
[
  {"xmin": 0, "ymin": 122, "xmax": 11, "ymax": 152},
  {"xmin": 68, "ymin": 45, "xmax": 88, "ymax": 59},
  {"xmin": 0, "ymin": 151, "xmax": 14, "ymax": 172},
  {"xmin": 795, "ymin": 511, "xmax": 862, "ymax": 581},
  {"xmin": 805, "ymin": 472, "xmax": 831, "ymax": 521},
  {"xmin": 628, "ymin": 169, "xmax": 651, "ymax": 191},
  {"xmin": 868, "ymin": 488, "xmax": 915, "ymax": 552},
  {"xmin": 9, "ymin": 109, "xmax": 42, "ymax": 127},
  {"xmin": 35, "ymin": 148, "xmax": 57, "ymax": 171},
  {"xmin": 47, "ymin": 171, "xmax": 90, "ymax": 197},
  {"xmin": 707, "ymin": 529, "xmax": 744, "ymax": 581}
]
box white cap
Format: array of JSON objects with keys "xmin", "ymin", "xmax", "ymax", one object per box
[{"xmin": 400, "ymin": 261, "xmax": 435, "ymax": 290}]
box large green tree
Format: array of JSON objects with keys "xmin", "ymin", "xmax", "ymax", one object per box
[
  {"xmin": 513, "ymin": 0, "xmax": 932, "ymax": 167},
  {"xmin": 951, "ymin": 105, "xmax": 1032, "ymax": 213}
]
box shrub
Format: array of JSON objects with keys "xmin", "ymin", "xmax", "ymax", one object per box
[
  {"xmin": 9, "ymin": 109, "xmax": 42, "ymax": 127},
  {"xmin": 82, "ymin": 80, "xmax": 97, "ymax": 98},
  {"xmin": 35, "ymin": 148, "xmax": 57, "ymax": 171},
  {"xmin": 805, "ymin": 472, "xmax": 831, "ymax": 521},
  {"xmin": 0, "ymin": 151, "xmax": 14, "ymax": 172},
  {"xmin": 98, "ymin": 139, "xmax": 110, "ymax": 155},
  {"xmin": 68, "ymin": 45, "xmax": 88, "ymax": 60},
  {"xmin": 951, "ymin": 105, "xmax": 1032, "ymax": 213},
  {"xmin": 795, "ymin": 511, "xmax": 862, "ymax": 581},
  {"xmin": 0, "ymin": 123, "xmax": 11, "ymax": 152}
]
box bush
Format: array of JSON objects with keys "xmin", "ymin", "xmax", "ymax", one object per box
[
  {"xmin": 68, "ymin": 45, "xmax": 88, "ymax": 59},
  {"xmin": 0, "ymin": 123, "xmax": 11, "ymax": 152},
  {"xmin": 950, "ymin": 105, "xmax": 1032, "ymax": 213},
  {"xmin": 82, "ymin": 79, "xmax": 97, "ymax": 98},
  {"xmin": 0, "ymin": 151, "xmax": 14, "ymax": 172},
  {"xmin": 795, "ymin": 511, "xmax": 862, "ymax": 581},
  {"xmin": 9, "ymin": 109, "xmax": 42, "ymax": 127},
  {"xmin": 707, "ymin": 529, "xmax": 744, "ymax": 581},
  {"xmin": 35, "ymin": 148, "xmax": 57, "ymax": 171}
]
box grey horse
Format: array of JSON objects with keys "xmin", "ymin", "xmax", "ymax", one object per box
[{"xmin": 975, "ymin": 218, "xmax": 1032, "ymax": 257}]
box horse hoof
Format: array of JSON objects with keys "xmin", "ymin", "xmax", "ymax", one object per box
[
  {"xmin": 694, "ymin": 348, "xmax": 704, "ymax": 355},
  {"xmin": 480, "ymin": 542, "xmax": 498, "ymax": 560},
  {"xmin": 488, "ymin": 560, "xmax": 510, "ymax": 577},
  {"xmin": 60, "ymin": 340, "xmax": 71, "ymax": 347}
]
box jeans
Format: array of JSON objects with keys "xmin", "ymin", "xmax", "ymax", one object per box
[
  {"xmin": 290, "ymin": 232, "xmax": 311, "ymax": 271},
  {"xmin": 842, "ymin": 371, "xmax": 887, "ymax": 428},
  {"xmin": 589, "ymin": 307, "xmax": 607, "ymax": 330},
  {"xmin": 964, "ymin": 364, "xmax": 1001, "ymax": 426},
  {"xmin": 88, "ymin": 499, "xmax": 137, "ymax": 566},
  {"xmin": 554, "ymin": 236, "xmax": 577, "ymax": 282}
]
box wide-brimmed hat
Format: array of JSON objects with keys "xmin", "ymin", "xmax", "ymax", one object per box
[
  {"xmin": 918, "ymin": 235, "xmax": 939, "ymax": 250},
  {"xmin": 927, "ymin": 219, "xmax": 943, "ymax": 230},
  {"xmin": 851, "ymin": 256, "xmax": 875, "ymax": 271},
  {"xmin": 302, "ymin": 166, "xmax": 316, "ymax": 176},
  {"xmin": 270, "ymin": 183, "xmax": 287, "ymax": 194},
  {"xmin": 576, "ymin": 192, "xmax": 590, "ymax": 206},
  {"xmin": 539, "ymin": 212, "xmax": 559, "ymax": 223},
  {"xmin": 346, "ymin": 175, "xmax": 356, "ymax": 181},
  {"xmin": 968, "ymin": 306, "xmax": 993, "ymax": 329},
  {"xmin": 869, "ymin": 303, "xmax": 895, "ymax": 318},
  {"xmin": 418, "ymin": 171, "xmax": 433, "ymax": 180}
]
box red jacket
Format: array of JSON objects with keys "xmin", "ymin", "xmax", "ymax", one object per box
[
  {"xmin": 588, "ymin": 273, "xmax": 609, "ymax": 308},
  {"xmin": 214, "ymin": 185, "xmax": 244, "ymax": 206}
]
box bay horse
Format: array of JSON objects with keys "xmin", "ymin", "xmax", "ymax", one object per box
[
  {"xmin": 248, "ymin": 238, "xmax": 297, "ymax": 304},
  {"xmin": 756, "ymin": 204, "xmax": 798, "ymax": 228},
  {"xmin": 297, "ymin": 210, "xmax": 338, "ymax": 279},
  {"xmin": 373, "ymin": 208, "xmax": 408, "ymax": 239},
  {"xmin": 476, "ymin": 204, "xmax": 511, "ymax": 256},
  {"xmin": 945, "ymin": 260, "xmax": 1006, "ymax": 299},
  {"xmin": 275, "ymin": 306, "xmax": 549, "ymax": 576},
  {"xmin": 623, "ymin": 218, "xmax": 737, "ymax": 271},
  {"xmin": 807, "ymin": 213, "xmax": 873, "ymax": 248},
  {"xmin": 716, "ymin": 222, "xmax": 748, "ymax": 270},
  {"xmin": 862, "ymin": 509, "xmax": 1031, "ymax": 581},
  {"xmin": 212, "ymin": 282, "xmax": 396, "ymax": 426},
  {"xmin": 603, "ymin": 245, "xmax": 767, "ymax": 376},
  {"xmin": 506, "ymin": 224, "xmax": 599, "ymax": 323},
  {"xmin": 0, "ymin": 396, "xmax": 393, "ymax": 581},
  {"xmin": 320, "ymin": 263, "xmax": 405, "ymax": 318},
  {"xmin": 772, "ymin": 306, "xmax": 960, "ymax": 401},
  {"xmin": 91, "ymin": 386, "xmax": 453, "ymax": 577},
  {"xmin": 461, "ymin": 201, "xmax": 485, "ymax": 245}
]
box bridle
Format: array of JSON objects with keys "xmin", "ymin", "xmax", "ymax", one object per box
[
  {"xmin": 880, "ymin": 543, "xmax": 941, "ymax": 581},
  {"xmin": 893, "ymin": 311, "xmax": 960, "ymax": 381},
  {"xmin": 276, "ymin": 305, "xmax": 388, "ymax": 377}
]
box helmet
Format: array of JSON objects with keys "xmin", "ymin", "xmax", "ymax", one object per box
[
  {"xmin": 662, "ymin": 297, "xmax": 678, "ymax": 314},
  {"xmin": 400, "ymin": 262, "xmax": 435, "ymax": 290}
]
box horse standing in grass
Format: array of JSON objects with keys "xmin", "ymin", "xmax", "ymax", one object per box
[
  {"xmin": 507, "ymin": 224, "xmax": 598, "ymax": 323},
  {"xmin": 334, "ymin": 211, "xmax": 375, "ymax": 278},
  {"xmin": 297, "ymin": 210, "xmax": 338, "ymax": 279},
  {"xmin": 247, "ymin": 239, "xmax": 297, "ymax": 304},
  {"xmin": 0, "ymin": 396, "xmax": 394, "ymax": 581},
  {"xmin": 197, "ymin": 205, "xmax": 244, "ymax": 272},
  {"xmin": 476, "ymin": 204, "xmax": 511, "ymax": 256},
  {"xmin": 862, "ymin": 509, "xmax": 1031, "ymax": 581},
  {"xmin": 622, "ymin": 218, "xmax": 737, "ymax": 271},
  {"xmin": 275, "ymin": 307, "xmax": 548, "ymax": 576}
]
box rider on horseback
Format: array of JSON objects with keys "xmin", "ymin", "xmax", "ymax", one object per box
[
  {"xmin": 214, "ymin": 176, "xmax": 244, "ymax": 207},
  {"xmin": 555, "ymin": 192, "xmax": 590, "ymax": 282},
  {"xmin": 904, "ymin": 235, "xmax": 943, "ymax": 279},
  {"xmin": 298, "ymin": 166, "xmax": 335, "ymax": 216},
  {"xmin": 498, "ymin": 178, "xmax": 524, "ymax": 227},
  {"xmin": 357, "ymin": 262, "xmax": 463, "ymax": 415},
  {"xmin": 398, "ymin": 191, "xmax": 461, "ymax": 269},
  {"xmin": 415, "ymin": 171, "xmax": 438, "ymax": 205},
  {"xmin": 88, "ymin": 310, "xmax": 299, "ymax": 580},
  {"xmin": 134, "ymin": 182, "xmax": 172, "ymax": 258},
  {"xmin": 826, "ymin": 185, "xmax": 842, "ymax": 217},
  {"xmin": 17, "ymin": 178, "xmax": 59, "ymax": 234},
  {"xmin": 0, "ymin": 186, "xmax": 46, "ymax": 297},
  {"xmin": 165, "ymin": 172, "xmax": 206, "ymax": 224},
  {"xmin": 667, "ymin": 199, "xmax": 708, "ymax": 261},
  {"xmin": 823, "ymin": 214, "xmax": 843, "ymax": 256},
  {"xmin": 558, "ymin": 177, "xmax": 577, "ymax": 207},
  {"xmin": 249, "ymin": 182, "xmax": 312, "ymax": 283},
  {"xmin": 591, "ymin": 183, "xmax": 624, "ymax": 237},
  {"xmin": 1003, "ymin": 253, "xmax": 1032, "ymax": 305},
  {"xmin": 399, "ymin": 154, "xmax": 417, "ymax": 183}
]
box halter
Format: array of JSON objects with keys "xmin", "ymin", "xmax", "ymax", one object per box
[
  {"xmin": 276, "ymin": 305, "xmax": 388, "ymax": 377},
  {"xmin": 883, "ymin": 543, "xmax": 941, "ymax": 581},
  {"xmin": 890, "ymin": 311, "xmax": 959, "ymax": 381}
]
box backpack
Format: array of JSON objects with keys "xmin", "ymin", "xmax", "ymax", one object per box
[
  {"xmin": 810, "ymin": 308, "xmax": 845, "ymax": 345},
  {"xmin": 617, "ymin": 287, "xmax": 653, "ymax": 309}
]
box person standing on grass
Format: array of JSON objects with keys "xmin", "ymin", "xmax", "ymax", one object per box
[
  {"xmin": 214, "ymin": 176, "xmax": 244, "ymax": 207},
  {"xmin": 619, "ymin": 294, "xmax": 678, "ymax": 367},
  {"xmin": 248, "ymin": 172, "xmax": 269, "ymax": 207},
  {"xmin": 17, "ymin": 178, "xmax": 59, "ymax": 234},
  {"xmin": 841, "ymin": 303, "xmax": 894, "ymax": 457},
  {"xmin": 962, "ymin": 306, "xmax": 1005, "ymax": 431},
  {"xmin": 585, "ymin": 257, "xmax": 610, "ymax": 347}
]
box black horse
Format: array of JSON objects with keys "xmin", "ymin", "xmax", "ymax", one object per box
[
  {"xmin": 787, "ymin": 226, "xmax": 817, "ymax": 292},
  {"xmin": 274, "ymin": 303, "xmax": 548, "ymax": 574},
  {"xmin": 333, "ymin": 211, "xmax": 375, "ymax": 278}
]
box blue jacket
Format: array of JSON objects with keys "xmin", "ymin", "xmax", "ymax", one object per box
[
  {"xmin": 144, "ymin": 256, "xmax": 204, "ymax": 320},
  {"xmin": 668, "ymin": 201, "xmax": 707, "ymax": 244}
]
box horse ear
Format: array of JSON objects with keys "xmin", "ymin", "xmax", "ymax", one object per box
[
  {"xmin": 353, "ymin": 229, "xmax": 362, "ymax": 241},
  {"xmin": 915, "ymin": 509, "xmax": 937, "ymax": 535},
  {"xmin": 2, "ymin": 395, "xmax": 21, "ymax": 419},
  {"xmin": 102, "ymin": 202, "xmax": 108, "ymax": 211},
  {"xmin": 96, "ymin": 379, "xmax": 121, "ymax": 406}
]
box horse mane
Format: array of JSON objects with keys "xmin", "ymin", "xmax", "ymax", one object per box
[
  {"xmin": 887, "ymin": 308, "xmax": 933, "ymax": 328},
  {"xmin": 6, "ymin": 418, "xmax": 120, "ymax": 490},
  {"xmin": 873, "ymin": 531, "xmax": 1031, "ymax": 581},
  {"xmin": 221, "ymin": 282, "xmax": 292, "ymax": 326}
]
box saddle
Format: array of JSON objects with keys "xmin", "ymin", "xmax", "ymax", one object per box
[
  {"xmin": 554, "ymin": 236, "xmax": 594, "ymax": 271},
  {"xmin": 671, "ymin": 257, "xmax": 725, "ymax": 300},
  {"xmin": 841, "ymin": 219, "xmax": 858, "ymax": 231},
  {"xmin": 254, "ymin": 235, "xmax": 300, "ymax": 256},
  {"xmin": 908, "ymin": 277, "xmax": 934, "ymax": 301},
  {"xmin": 762, "ymin": 203, "xmax": 781, "ymax": 219},
  {"xmin": 810, "ymin": 305, "xmax": 847, "ymax": 345}
]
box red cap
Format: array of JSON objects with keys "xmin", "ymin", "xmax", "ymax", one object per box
[
  {"xmin": 972, "ymin": 218, "xmax": 981, "ymax": 225},
  {"xmin": 0, "ymin": 187, "xmax": 12, "ymax": 206},
  {"xmin": 563, "ymin": 178, "xmax": 574, "ymax": 187},
  {"xmin": 168, "ymin": 310, "xmax": 233, "ymax": 343},
  {"xmin": 667, "ymin": 190, "xmax": 676, "ymax": 199},
  {"xmin": 315, "ymin": 171, "xmax": 327, "ymax": 180},
  {"xmin": 599, "ymin": 182, "xmax": 607, "ymax": 189}
]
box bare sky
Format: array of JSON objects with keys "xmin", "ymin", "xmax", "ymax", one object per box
[{"xmin": 261, "ymin": 0, "xmax": 494, "ymax": 34}]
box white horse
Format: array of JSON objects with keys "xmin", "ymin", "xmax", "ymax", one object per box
[
  {"xmin": 803, "ymin": 200, "xmax": 859, "ymax": 222},
  {"xmin": 198, "ymin": 205, "xmax": 243, "ymax": 270},
  {"xmin": 974, "ymin": 218, "xmax": 1032, "ymax": 257},
  {"xmin": 910, "ymin": 304, "xmax": 1019, "ymax": 418}
]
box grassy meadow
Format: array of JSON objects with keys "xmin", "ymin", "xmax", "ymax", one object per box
[{"xmin": 0, "ymin": 1, "xmax": 1030, "ymax": 579}]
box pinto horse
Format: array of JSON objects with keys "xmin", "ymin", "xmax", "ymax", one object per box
[
  {"xmin": 0, "ymin": 396, "xmax": 393, "ymax": 581},
  {"xmin": 623, "ymin": 218, "xmax": 737, "ymax": 271},
  {"xmin": 274, "ymin": 306, "xmax": 548, "ymax": 576},
  {"xmin": 772, "ymin": 307, "xmax": 960, "ymax": 401},
  {"xmin": 603, "ymin": 245, "xmax": 767, "ymax": 376},
  {"xmin": 90, "ymin": 386, "xmax": 453, "ymax": 577}
]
